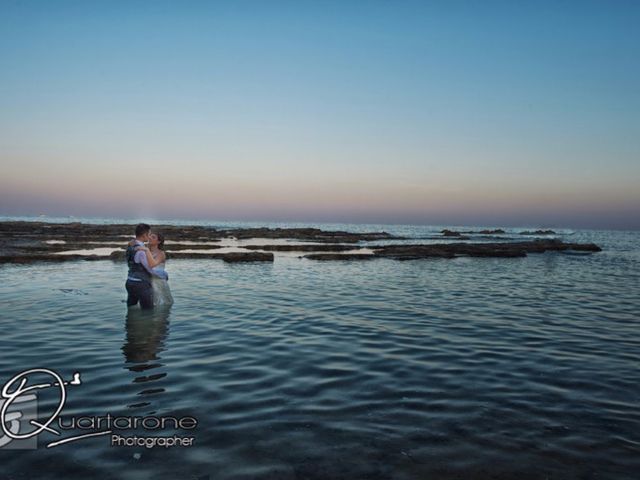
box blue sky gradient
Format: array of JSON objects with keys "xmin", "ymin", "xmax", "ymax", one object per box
[{"xmin": 1, "ymin": 1, "xmax": 638, "ymax": 228}]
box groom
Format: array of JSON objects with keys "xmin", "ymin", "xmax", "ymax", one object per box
[{"xmin": 125, "ymin": 223, "xmax": 155, "ymax": 309}]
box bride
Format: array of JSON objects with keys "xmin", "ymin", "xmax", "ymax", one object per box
[{"xmin": 135, "ymin": 232, "xmax": 174, "ymax": 306}]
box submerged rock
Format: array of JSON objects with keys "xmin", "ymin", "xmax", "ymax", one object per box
[
  {"xmin": 0, "ymin": 254, "xmax": 107, "ymax": 264},
  {"xmin": 221, "ymin": 252, "xmax": 274, "ymax": 263},
  {"xmin": 303, "ymin": 253, "xmax": 375, "ymax": 261},
  {"xmin": 242, "ymin": 244, "xmax": 363, "ymax": 252}
]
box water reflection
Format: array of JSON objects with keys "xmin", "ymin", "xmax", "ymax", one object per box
[{"xmin": 121, "ymin": 306, "xmax": 171, "ymax": 409}]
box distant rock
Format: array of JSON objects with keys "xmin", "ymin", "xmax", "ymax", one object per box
[
  {"xmin": 0, "ymin": 220, "xmax": 403, "ymax": 244},
  {"xmin": 519, "ymin": 229, "xmax": 556, "ymax": 235},
  {"xmin": 303, "ymin": 239, "xmax": 601, "ymax": 261},
  {"xmin": 221, "ymin": 227, "xmax": 401, "ymax": 243},
  {"xmin": 441, "ymin": 228, "xmax": 503, "ymax": 237},
  {"xmin": 441, "ymin": 229, "xmax": 464, "ymax": 237}
]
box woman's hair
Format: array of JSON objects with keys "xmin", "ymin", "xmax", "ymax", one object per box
[{"xmin": 155, "ymin": 232, "xmax": 166, "ymax": 251}]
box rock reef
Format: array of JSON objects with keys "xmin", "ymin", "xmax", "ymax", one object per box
[
  {"xmin": 442, "ymin": 228, "xmax": 506, "ymax": 236},
  {"xmin": 519, "ymin": 229, "xmax": 556, "ymax": 235},
  {"xmin": 0, "ymin": 221, "xmax": 396, "ymax": 264},
  {"xmin": 0, "ymin": 221, "xmax": 599, "ymax": 264},
  {"xmin": 440, "ymin": 228, "xmax": 556, "ymax": 237},
  {"xmin": 303, "ymin": 239, "xmax": 601, "ymax": 261},
  {"xmin": 0, "ymin": 221, "xmax": 398, "ymax": 244}
]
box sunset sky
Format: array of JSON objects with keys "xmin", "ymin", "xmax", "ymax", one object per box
[{"xmin": 1, "ymin": 1, "xmax": 638, "ymax": 229}]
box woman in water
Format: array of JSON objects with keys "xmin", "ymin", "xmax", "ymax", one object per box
[{"xmin": 134, "ymin": 232, "xmax": 174, "ymax": 306}]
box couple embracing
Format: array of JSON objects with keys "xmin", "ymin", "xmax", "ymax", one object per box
[{"xmin": 125, "ymin": 223, "xmax": 174, "ymax": 309}]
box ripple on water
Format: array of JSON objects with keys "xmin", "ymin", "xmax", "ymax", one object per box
[{"xmin": 0, "ymin": 228, "xmax": 639, "ymax": 479}]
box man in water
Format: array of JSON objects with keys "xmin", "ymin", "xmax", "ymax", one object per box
[{"xmin": 125, "ymin": 223, "xmax": 155, "ymax": 309}]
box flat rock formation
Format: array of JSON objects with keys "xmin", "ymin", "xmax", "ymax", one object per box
[
  {"xmin": 0, "ymin": 221, "xmax": 395, "ymax": 264},
  {"xmin": 0, "ymin": 254, "xmax": 107, "ymax": 264},
  {"xmin": 242, "ymin": 244, "xmax": 363, "ymax": 252},
  {"xmin": 221, "ymin": 252, "xmax": 274, "ymax": 263},
  {"xmin": 219, "ymin": 227, "xmax": 398, "ymax": 243},
  {"xmin": 0, "ymin": 221, "xmax": 398, "ymax": 244},
  {"xmin": 108, "ymin": 250, "xmax": 273, "ymax": 262},
  {"xmin": 440, "ymin": 228, "xmax": 557, "ymax": 237},
  {"xmin": 519, "ymin": 229, "xmax": 556, "ymax": 235},
  {"xmin": 441, "ymin": 228, "xmax": 505, "ymax": 236},
  {"xmin": 304, "ymin": 253, "xmax": 376, "ymax": 261},
  {"xmin": 303, "ymin": 239, "xmax": 601, "ymax": 261},
  {"xmin": 0, "ymin": 221, "xmax": 599, "ymax": 264}
]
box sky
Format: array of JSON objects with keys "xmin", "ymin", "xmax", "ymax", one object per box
[{"xmin": 0, "ymin": 0, "xmax": 638, "ymax": 229}]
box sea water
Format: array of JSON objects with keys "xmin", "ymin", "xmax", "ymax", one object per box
[{"xmin": 0, "ymin": 219, "xmax": 638, "ymax": 479}]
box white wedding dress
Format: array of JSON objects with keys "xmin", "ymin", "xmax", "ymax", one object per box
[{"xmin": 151, "ymin": 262, "xmax": 174, "ymax": 306}]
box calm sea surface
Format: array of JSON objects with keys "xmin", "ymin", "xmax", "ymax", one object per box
[{"xmin": 0, "ymin": 218, "xmax": 639, "ymax": 479}]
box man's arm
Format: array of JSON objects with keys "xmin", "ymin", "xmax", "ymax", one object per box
[{"xmin": 134, "ymin": 250, "xmax": 154, "ymax": 274}]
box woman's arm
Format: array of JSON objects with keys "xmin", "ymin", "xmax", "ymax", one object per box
[{"xmin": 136, "ymin": 246, "xmax": 163, "ymax": 268}]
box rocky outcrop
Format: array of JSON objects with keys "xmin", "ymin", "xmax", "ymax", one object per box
[
  {"xmin": 242, "ymin": 244, "xmax": 364, "ymax": 252},
  {"xmin": 303, "ymin": 239, "xmax": 601, "ymax": 261},
  {"xmin": 221, "ymin": 227, "xmax": 399, "ymax": 243},
  {"xmin": 0, "ymin": 221, "xmax": 399, "ymax": 263},
  {"xmin": 0, "ymin": 254, "xmax": 106, "ymax": 264},
  {"xmin": 519, "ymin": 229, "xmax": 556, "ymax": 235},
  {"xmin": 0, "ymin": 221, "xmax": 599, "ymax": 264},
  {"xmin": 110, "ymin": 250, "xmax": 274, "ymax": 262},
  {"xmin": 0, "ymin": 221, "xmax": 399, "ymax": 243},
  {"xmin": 441, "ymin": 228, "xmax": 504, "ymax": 236},
  {"xmin": 441, "ymin": 228, "xmax": 555, "ymax": 236}
]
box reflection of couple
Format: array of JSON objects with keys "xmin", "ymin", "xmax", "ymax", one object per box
[
  {"xmin": 125, "ymin": 223, "xmax": 173, "ymax": 309},
  {"xmin": 122, "ymin": 305, "xmax": 171, "ymax": 408}
]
